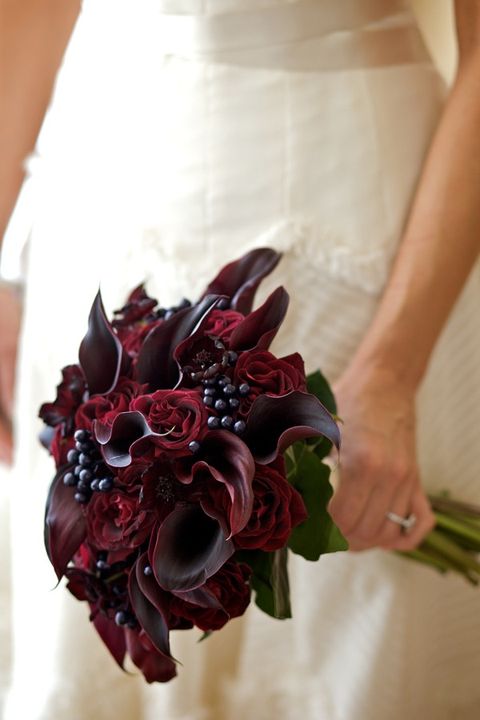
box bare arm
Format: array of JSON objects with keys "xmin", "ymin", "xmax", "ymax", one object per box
[
  {"xmin": 329, "ymin": 0, "xmax": 480, "ymax": 551},
  {"xmin": 0, "ymin": 0, "xmax": 79, "ymax": 463},
  {"xmin": 0, "ymin": 0, "xmax": 80, "ymax": 243}
]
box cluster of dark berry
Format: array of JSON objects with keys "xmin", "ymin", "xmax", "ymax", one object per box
[
  {"xmin": 63, "ymin": 429, "xmax": 114, "ymax": 504},
  {"xmin": 91, "ymin": 552, "xmax": 138, "ymax": 629},
  {"xmin": 202, "ymin": 374, "xmax": 249, "ymax": 435},
  {"xmin": 185, "ymin": 338, "xmax": 251, "ymax": 455}
]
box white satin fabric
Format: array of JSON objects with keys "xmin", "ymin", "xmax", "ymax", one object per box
[{"xmin": 4, "ymin": 1, "xmax": 480, "ymax": 718}]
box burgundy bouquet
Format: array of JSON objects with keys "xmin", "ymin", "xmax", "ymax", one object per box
[{"xmin": 40, "ymin": 249, "xmax": 346, "ymax": 683}]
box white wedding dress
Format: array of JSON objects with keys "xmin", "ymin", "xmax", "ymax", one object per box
[{"xmin": 4, "ymin": 1, "xmax": 480, "ymax": 718}]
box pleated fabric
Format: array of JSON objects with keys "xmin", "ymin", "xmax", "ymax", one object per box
[{"xmin": 3, "ymin": 1, "xmax": 480, "ymax": 718}]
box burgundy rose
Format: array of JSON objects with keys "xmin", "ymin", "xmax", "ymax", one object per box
[
  {"xmin": 234, "ymin": 350, "xmax": 306, "ymax": 412},
  {"xmin": 203, "ymin": 460, "xmax": 307, "ymax": 552},
  {"xmin": 117, "ymin": 458, "xmax": 153, "ymax": 488},
  {"xmin": 131, "ymin": 390, "xmax": 207, "ymax": 456},
  {"xmin": 171, "ymin": 560, "xmax": 251, "ymax": 631},
  {"xmin": 202, "ymin": 308, "xmax": 245, "ymax": 342},
  {"xmin": 237, "ymin": 462, "xmax": 307, "ymax": 551},
  {"xmin": 86, "ymin": 486, "xmax": 155, "ymax": 553},
  {"xmin": 39, "ymin": 364, "xmax": 86, "ymax": 430},
  {"xmin": 75, "ymin": 377, "xmax": 147, "ymax": 432}
]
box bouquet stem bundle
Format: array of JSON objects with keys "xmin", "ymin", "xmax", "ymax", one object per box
[{"xmin": 400, "ymin": 494, "xmax": 480, "ymax": 585}]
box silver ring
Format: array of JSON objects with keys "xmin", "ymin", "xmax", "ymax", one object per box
[{"xmin": 385, "ymin": 511, "xmax": 417, "ymax": 533}]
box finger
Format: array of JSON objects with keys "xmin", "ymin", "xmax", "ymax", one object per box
[
  {"xmin": 350, "ymin": 475, "xmax": 408, "ymax": 545},
  {"xmin": 388, "ymin": 488, "xmax": 435, "ymax": 552},
  {"xmin": 376, "ymin": 476, "xmax": 416, "ymax": 549},
  {"xmin": 328, "ymin": 470, "xmax": 374, "ymax": 537},
  {"xmin": 0, "ymin": 418, "xmax": 13, "ymax": 465}
]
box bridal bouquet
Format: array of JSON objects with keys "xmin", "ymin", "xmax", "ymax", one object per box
[{"xmin": 40, "ymin": 249, "xmax": 346, "ymax": 683}]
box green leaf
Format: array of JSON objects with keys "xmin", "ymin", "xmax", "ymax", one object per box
[
  {"xmin": 198, "ymin": 630, "xmax": 213, "ymax": 643},
  {"xmin": 305, "ymin": 371, "xmax": 338, "ymax": 459},
  {"xmin": 288, "ymin": 448, "xmax": 348, "ymax": 560},
  {"xmin": 237, "ymin": 549, "xmax": 292, "ymax": 620},
  {"xmin": 306, "ymin": 370, "xmax": 336, "ymax": 414}
]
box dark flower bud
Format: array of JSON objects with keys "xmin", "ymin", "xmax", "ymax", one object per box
[
  {"xmin": 207, "ymin": 416, "xmax": 221, "ymax": 430},
  {"xmin": 67, "ymin": 449, "xmax": 79, "ymax": 464},
  {"xmin": 98, "ymin": 478, "xmax": 113, "ymax": 492},
  {"xmin": 74, "ymin": 492, "xmax": 88, "ymax": 504},
  {"xmin": 74, "ymin": 429, "xmax": 89, "ymax": 443},
  {"xmin": 63, "ymin": 472, "xmax": 76, "ymax": 487},
  {"xmin": 96, "ymin": 559, "xmax": 109, "ymax": 571},
  {"xmin": 115, "ymin": 611, "xmax": 127, "ymax": 626},
  {"xmin": 233, "ymin": 420, "xmax": 246, "ymax": 435}
]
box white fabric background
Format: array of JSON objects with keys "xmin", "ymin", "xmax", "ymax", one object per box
[{"xmin": 2, "ymin": 1, "xmax": 480, "ymax": 719}]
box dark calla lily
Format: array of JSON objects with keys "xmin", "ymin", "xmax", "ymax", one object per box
[
  {"xmin": 151, "ymin": 505, "xmax": 234, "ymax": 592},
  {"xmin": 79, "ymin": 291, "xmax": 128, "ymax": 396},
  {"xmin": 229, "ymin": 286, "xmax": 289, "ymax": 352},
  {"xmin": 44, "ymin": 467, "xmax": 86, "ymax": 580},
  {"xmin": 135, "ymin": 295, "xmax": 222, "ymax": 391},
  {"xmin": 201, "ymin": 248, "xmax": 282, "ymax": 314},
  {"xmin": 92, "ymin": 611, "xmax": 127, "ymax": 670},
  {"xmin": 125, "ymin": 628, "xmax": 177, "ymax": 684},
  {"xmin": 244, "ymin": 391, "xmax": 341, "ymax": 464},
  {"xmin": 178, "ymin": 430, "xmax": 255, "ymax": 537},
  {"xmin": 172, "ymin": 585, "xmax": 224, "ymax": 610},
  {"xmin": 94, "ymin": 410, "xmax": 156, "ymax": 468},
  {"xmin": 129, "ymin": 554, "xmax": 173, "ymax": 660}
]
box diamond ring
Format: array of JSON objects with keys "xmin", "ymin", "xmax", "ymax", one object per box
[{"xmin": 385, "ymin": 511, "xmax": 417, "ymax": 533}]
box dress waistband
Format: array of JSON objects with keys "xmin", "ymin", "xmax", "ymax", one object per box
[{"xmin": 81, "ymin": 0, "xmax": 431, "ymax": 71}]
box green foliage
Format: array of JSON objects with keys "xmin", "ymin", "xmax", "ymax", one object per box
[
  {"xmin": 238, "ymin": 549, "xmax": 292, "ymax": 620},
  {"xmin": 305, "ymin": 370, "xmax": 338, "ymax": 458},
  {"xmin": 306, "ymin": 370, "xmax": 337, "ymax": 414},
  {"xmin": 287, "ymin": 443, "xmax": 348, "ymax": 561},
  {"xmin": 237, "ymin": 370, "xmax": 347, "ymax": 620}
]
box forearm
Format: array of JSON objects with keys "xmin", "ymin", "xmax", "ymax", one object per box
[
  {"xmin": 0, "ymin": 0, "xmax": 80, "ymax": 244},
  {"xmin": 351, "ymin": 50, "xmax": 480, "ymax": 390}
]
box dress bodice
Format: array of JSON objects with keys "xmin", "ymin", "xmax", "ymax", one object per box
[{"xmin": 79, "ymin": 0, "xmax": 427, "ymax": 73}]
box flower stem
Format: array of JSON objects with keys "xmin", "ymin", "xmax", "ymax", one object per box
[
  {"xmin": 422, "ymin": 529, "xmax": 480, "ymax": 577},
  {"xmin": 433, "ymin": 512, "xmax": 480, "ymax": 548}
]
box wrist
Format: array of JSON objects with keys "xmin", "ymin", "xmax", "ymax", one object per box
[{"xmin": 341, "ymin": 349, "xmax": 421, "ymax": 398}]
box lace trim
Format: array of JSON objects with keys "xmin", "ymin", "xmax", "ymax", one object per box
[
  {"xmin": 136, "ymin": 217, "xmax": 395, "ymax": 299},
  {"xmin": 238, "ymin": 217, "xmax": 395, "ymax": 295}
]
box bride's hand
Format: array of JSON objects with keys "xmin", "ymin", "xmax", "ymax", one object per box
[
  {"xmin": 0, "ymin": 284, "xmax": 21, "ymax": 464},
  {"xmin": 328, "ymin": 364, "xmax": 435, "ymax": 552}
]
